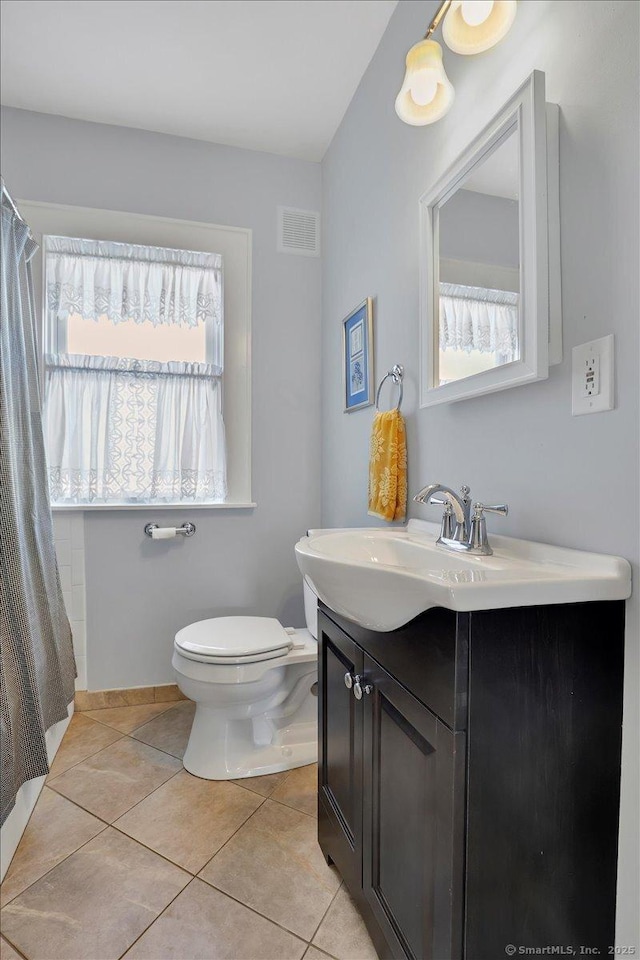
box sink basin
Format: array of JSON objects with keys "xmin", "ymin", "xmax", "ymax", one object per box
[{"xmin": 295, "ymin": 519, "xmax": 632, "ymax": 631}]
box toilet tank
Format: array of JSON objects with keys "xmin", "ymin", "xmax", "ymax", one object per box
[{"xmin": 303, "ymin": 576, "xmax": 319, "ymax": 640}]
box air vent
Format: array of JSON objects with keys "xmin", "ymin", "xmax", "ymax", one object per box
[{"xmin": 277, "ymin": 206, "xmax": 320, "ymax": 257}]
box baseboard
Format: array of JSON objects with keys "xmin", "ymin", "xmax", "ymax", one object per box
[
  {"xmin": 75, "ymin": 683, "xmax": 186, "ymax": 711},
  {"xmin": 0, "ymin": 701, "xmax": 74, "ymax": 882}
]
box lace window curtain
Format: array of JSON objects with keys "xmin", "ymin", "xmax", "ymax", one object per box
[
  {"xmin": 46, "ymin": 236, "xmax": 222, "ymax": 328},
  {"xmin": 43, "ymin": 238, "xmax": 227, "ymax": 504},
  {"xmin": 439, "ymin": 282, "xmax": 519, "ymax": 363}
]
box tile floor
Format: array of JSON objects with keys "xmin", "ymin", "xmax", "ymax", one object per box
[{"xmin": 0, "ymin": 701, "xmax": 378, "ymax": 960}]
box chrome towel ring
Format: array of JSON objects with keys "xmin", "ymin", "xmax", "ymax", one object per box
[{"xmin": 375, "ymin": 364, "xmax": 404, "ymax": 411}]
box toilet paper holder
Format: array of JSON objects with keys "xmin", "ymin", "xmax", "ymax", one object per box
[{"xmin": 144, "ymin": 522, "xmax": 196, "ymax": 538}]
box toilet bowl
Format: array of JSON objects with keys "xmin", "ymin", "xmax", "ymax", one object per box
[{"xmin": 173, "ymin": 577, "xmax": 319, "ymax": 780}]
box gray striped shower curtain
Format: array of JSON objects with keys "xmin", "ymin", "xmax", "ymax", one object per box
[{"xmin": 0, "ymin": 190, "xmax": 76, "ymax": 826}]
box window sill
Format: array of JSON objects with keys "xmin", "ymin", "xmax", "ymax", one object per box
[{"xmin": 50, "ymin": 501, "xmax": 257, "ymax": 512}]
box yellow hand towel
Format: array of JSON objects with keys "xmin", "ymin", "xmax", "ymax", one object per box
[{"xmin": 368, "ymin": 409, "xmax": 407, "ymax": 523}]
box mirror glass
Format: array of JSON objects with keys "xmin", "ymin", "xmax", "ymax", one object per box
[{"xmin": 436, "ymin": 126, "xmax": 520, "ymax": 386}]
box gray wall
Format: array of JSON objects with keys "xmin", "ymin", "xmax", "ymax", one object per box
[
  {"xmin": 1, "ymin": 106, "xmax": 322, "ymax": 690},
  {"xmin": 321, "ymin": 0, "xmax": 639, "ymax": 944},
  {"xmin": 440, "ymin": 188, "xmax": 519, "ymax": 268}
]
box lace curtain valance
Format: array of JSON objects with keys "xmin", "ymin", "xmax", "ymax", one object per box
[
  {"xmin": 45, "ymin": 236, "xmax": 222, "ymax": 328},
  {"xmin": 439, "ymin": 282, "xmax": 519, "ymax": 361}
]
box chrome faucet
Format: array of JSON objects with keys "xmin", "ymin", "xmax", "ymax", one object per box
[
  {"xmin": 413, "ymin": 483, "xmax": 472, "ymax": 545},
  {"xmin": 413, "ymin": 482, "xmax": 508, "ymax": 556}
]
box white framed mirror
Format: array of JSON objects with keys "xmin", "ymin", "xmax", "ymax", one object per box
[{"xmin": 419, "ymin": 70, "xmax": 561, "ymax": 406}]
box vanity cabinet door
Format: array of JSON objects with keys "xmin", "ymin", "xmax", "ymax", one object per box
[
  {"xmin": 317, "ymin": 611, "xmax": 364, "ymax": 894},
  {"xmin": 362, "ymin": 654, "xmax": 465, "ymax": 960}
]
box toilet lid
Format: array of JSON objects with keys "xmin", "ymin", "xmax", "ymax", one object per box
[{"xmin": 175, "ymin": 617, "xmax": 292, "ymax": 661}]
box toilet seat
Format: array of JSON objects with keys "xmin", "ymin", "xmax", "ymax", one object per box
[{"xmin": 174, "ymin": 616, "xmax": 293, "ymax": 665}]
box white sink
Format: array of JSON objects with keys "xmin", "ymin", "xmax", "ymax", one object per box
[{"xmin": 295, "ymin": 519, "xmax": 632, "ymax": 632}]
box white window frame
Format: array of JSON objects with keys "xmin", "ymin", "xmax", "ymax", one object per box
[{"xmin": 20, "ymin": 200, "xmax": 253, "ymax": 510}]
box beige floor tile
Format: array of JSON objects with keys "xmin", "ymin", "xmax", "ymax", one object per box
[
  {"xmin": 46, "ymin": 713, "xmax": 122, "ymax": 779},
  {"xmin": 0, "ymin": 787, "xmax": 105, "ymax": 907},
  {"xmin": 123, "ymin": 878, "xmax": 305, "ymax": 960},
  {"xmin": 312, "ymin": 886, "xmax": 379, "ymax": 960},
  {"xmin": 271, "ymin": 762, "xmax": 318, "ymax": 817},
  {"xmin": 75, "ymin": 687, "xmax": 155, "ymax": 711},
  {"xmin": 154, "ymin": 684, "xmax": 187, "ymax": 703},
  {"xmin": 48, "ymin": 737, "xmax": 181, "ymax": 822},
  {"xmin": 231, "ymin": 770, "xmax": 290, "ymax": 797},
  {"xmin": 84, "ymin": 702, "xmax": 176, "ymax": 734},
  {"xmin": 0, "ymin": 828, "xmax": 189, "ymax": 960},
  {"xmin": 0, "ymin": 937, "xmax": 23, "ymax": 960},
  {"xmin": 200, "ymin": 798, "xmax": 339, "ymax": 940},
  {"xmin": 73, "ymin": 691, "xmax": 92, "ymax": 711},
  {"xmin": 304, "ymin": 947, "xmax": 335, "ymax": 960},
  {"xmin": 115, "ymin": 770, "xmax": 263, "ymax": 873},
  {"xmin": 131, "ymin": 700, "xmax": 195, "ymax": 758}
]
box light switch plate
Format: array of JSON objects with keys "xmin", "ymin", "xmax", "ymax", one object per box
[{"xmin": 572, "ymin": 335, "xmax": 614, "ymax": 416}]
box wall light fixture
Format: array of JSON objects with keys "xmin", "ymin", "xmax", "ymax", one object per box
[{"xmin": 395, "ymin": 0, "xmax": 517, "ymax": 126}]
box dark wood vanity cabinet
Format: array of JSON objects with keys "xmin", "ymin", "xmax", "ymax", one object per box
[
  {"xmin": 317, "ymin": 601, "xmax": 625, "ymax": 960},
  {"xmin": 318, "ymin": 620, "xmax": 364, "ymax": 896}
]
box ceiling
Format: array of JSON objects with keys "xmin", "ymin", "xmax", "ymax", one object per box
[{"xmin": 0, "ymin": 0, "xmax": 398, "ymax": 162}]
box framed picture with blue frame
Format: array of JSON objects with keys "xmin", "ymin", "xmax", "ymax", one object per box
[{"xmin": 342, "ymin": 297, "xmax": 374, "ymax": 412}]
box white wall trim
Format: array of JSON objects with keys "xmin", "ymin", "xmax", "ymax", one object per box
[
  {"xmin": 52, "ymin": 511, "xmax": 87, "ymax": 688},
  {"xmin": 51, "ymin": 502, "xmax": 257, "ymax": 512}
]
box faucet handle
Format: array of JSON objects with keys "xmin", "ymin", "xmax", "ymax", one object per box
[
  {"xmin": 424, "ymin": 497, "xmax": 455, "ymax": 540},
  {"xmin": 439, "ymin": 501, "xmax": 455, "ymax": 540},
  {"xmin": 469, "ymin": 502, "xmax": 508, "ymax": 555},
  {"xmin": 474, "ymin": 502, "xmax": 509, "ymax": 517}
]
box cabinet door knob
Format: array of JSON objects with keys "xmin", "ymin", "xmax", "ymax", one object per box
[
  {"xmin": 352, "ymin": 675, "xmax": 372, "ymax": 699},
  {"xmin": 344, "ymin": 672, "xmax": 353, "ymax": 690}
]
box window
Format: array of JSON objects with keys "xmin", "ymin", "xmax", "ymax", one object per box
[{"xmin": 43, "ymin": 235, "xmax": 227, "ymax": 504}]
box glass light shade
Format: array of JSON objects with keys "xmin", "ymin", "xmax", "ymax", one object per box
[
  {"xmin": 461, "ymin": 1, "xmax": 494, "ymax": 27},
  {"xmin": 395, "ymin": 39, "xmax": 455, "ymax": 126},
  {"xmin": 442, "ymin": 0, "xmax": 517, "ymax": 55}
]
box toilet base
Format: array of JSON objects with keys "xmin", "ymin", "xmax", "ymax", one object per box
[{"xmin": 183, "ymin": 711, "xmax": 317, "ymax": 780}]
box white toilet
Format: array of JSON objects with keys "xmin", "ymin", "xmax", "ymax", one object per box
[{"xmin": 172, "ymin": 577, "xmax": 318, "ymax": 780}]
